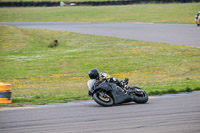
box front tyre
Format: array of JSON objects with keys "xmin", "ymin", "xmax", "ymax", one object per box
[
  {"xmin": 93, "ymin": 91, "xmax": 114, "ymax": 107},
  {"xmin": 134, "ymin": 91, "xmax": 148, "ymax": 104}
]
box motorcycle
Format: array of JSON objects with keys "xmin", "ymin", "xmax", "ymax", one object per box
[{"xmin": 87, "ymin": 73, "xmax": 148, "ymax": 107}]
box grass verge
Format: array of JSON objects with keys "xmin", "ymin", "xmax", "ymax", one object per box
[
  {"xmin": 0, "ymin": 24, "xmax": 200, "ymax": 107},
  {"xmin": 0, "ymin": 3, "xmax": 199, "ymax": 23}
]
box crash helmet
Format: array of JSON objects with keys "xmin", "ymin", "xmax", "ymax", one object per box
[{"xmin": 88, "ymin": 68, "xmax": 99, "ymax": 80}]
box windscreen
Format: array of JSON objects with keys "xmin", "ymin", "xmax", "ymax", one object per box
[{"xmin": 87, "ymin": 79, "xmax": 96, "ymax": 91}]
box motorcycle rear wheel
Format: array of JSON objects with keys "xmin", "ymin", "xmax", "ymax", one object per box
[
  {"xmin": 93, "ymin": 91, "xmax": 114, "ymax": 107},
  {"xmin": 134, "ymin": 90, "xmax": 148, "ymax": 104}
]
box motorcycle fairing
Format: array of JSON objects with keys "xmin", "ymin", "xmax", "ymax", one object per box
[
  {"xmin": 94, "ymin": 81, "xmax": 114, "ymax": 92},
  {"xmin": 93, "ymin": 81, "xmax": 133, "ymax": 104}
]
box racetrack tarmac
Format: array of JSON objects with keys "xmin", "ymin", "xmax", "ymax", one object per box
[
  {"xmin": 0, "ymin": 92, "xmax": 200, "ymax": 133},
  {"xmin": 0, "ymin": 22, "xmax": 200, "ymax": 47}
]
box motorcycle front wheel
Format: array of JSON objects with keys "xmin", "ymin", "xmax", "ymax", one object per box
[
  {"xmin": 93, "ymin": 90, "xmax": 114, "ymax": 107},
  {"xmin": 134, "ymin": 90, "xmax": 148, "ymax": 104}
]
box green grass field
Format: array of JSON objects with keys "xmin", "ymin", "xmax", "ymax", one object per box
[
  {"xmin": 0, "ymin": 2, "xmax": 200, "ymax": 107},
  {"xmin": 0, "ymin": 25, "xmax": 200, "ymax": 107},
  {"xmin": 0, "ymin": 3, "xmax": 199, "ymax": 23}
]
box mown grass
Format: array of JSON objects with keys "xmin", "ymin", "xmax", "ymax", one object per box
[
  {"xmin": 0, "ymin": 24, "xmax": 200, "ymax": 107},
  {"xmin": 0, "ymin": 3, "xmax": 199, "ymax": 23}
]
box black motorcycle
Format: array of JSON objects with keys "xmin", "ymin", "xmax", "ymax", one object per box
[{"xmin": 87, "ymin": 73, "xmax": 148, "ymax": 107}]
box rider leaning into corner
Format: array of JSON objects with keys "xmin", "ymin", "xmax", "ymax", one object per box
[
  {"xmin": 87, "ymin": 68, "xmax": 134, "ymax": 96},
  {"xmin": 195, "ymin": 11, "xmax": 200, "ymax": 21}
]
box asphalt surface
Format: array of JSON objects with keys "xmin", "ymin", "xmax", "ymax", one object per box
[
  {"xmin": 0, "ymin": 92, "xmax": 200, "ymax": 133},
  {"xmin": 0, "ymin": 22, "xmax": 200, "ymax": 47}
]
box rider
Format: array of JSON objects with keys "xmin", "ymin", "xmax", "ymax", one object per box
[
  {"xmin": 195, "ymin": 11, "xmax": 200, "ymax": 21},
  {"xmin": 88, "ymin": 68, "xmax": 130, "ymax": 94}
]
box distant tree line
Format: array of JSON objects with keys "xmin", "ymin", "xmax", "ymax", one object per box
[
  {"xmin": 0, "ymin": 1, "xmax": 60, "ymax": 7},
  {"xmin": 0, "ymin": 0, "xmax": 199, "ymax": 7}
]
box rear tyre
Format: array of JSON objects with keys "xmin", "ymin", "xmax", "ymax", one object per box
[
  {"xmin": 134, "ymin": 90, "xmax": 148, "ymax": 104},
  {"xmin": 93, "ymin": 91, "xmax": 114, "ymax": 107}
]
